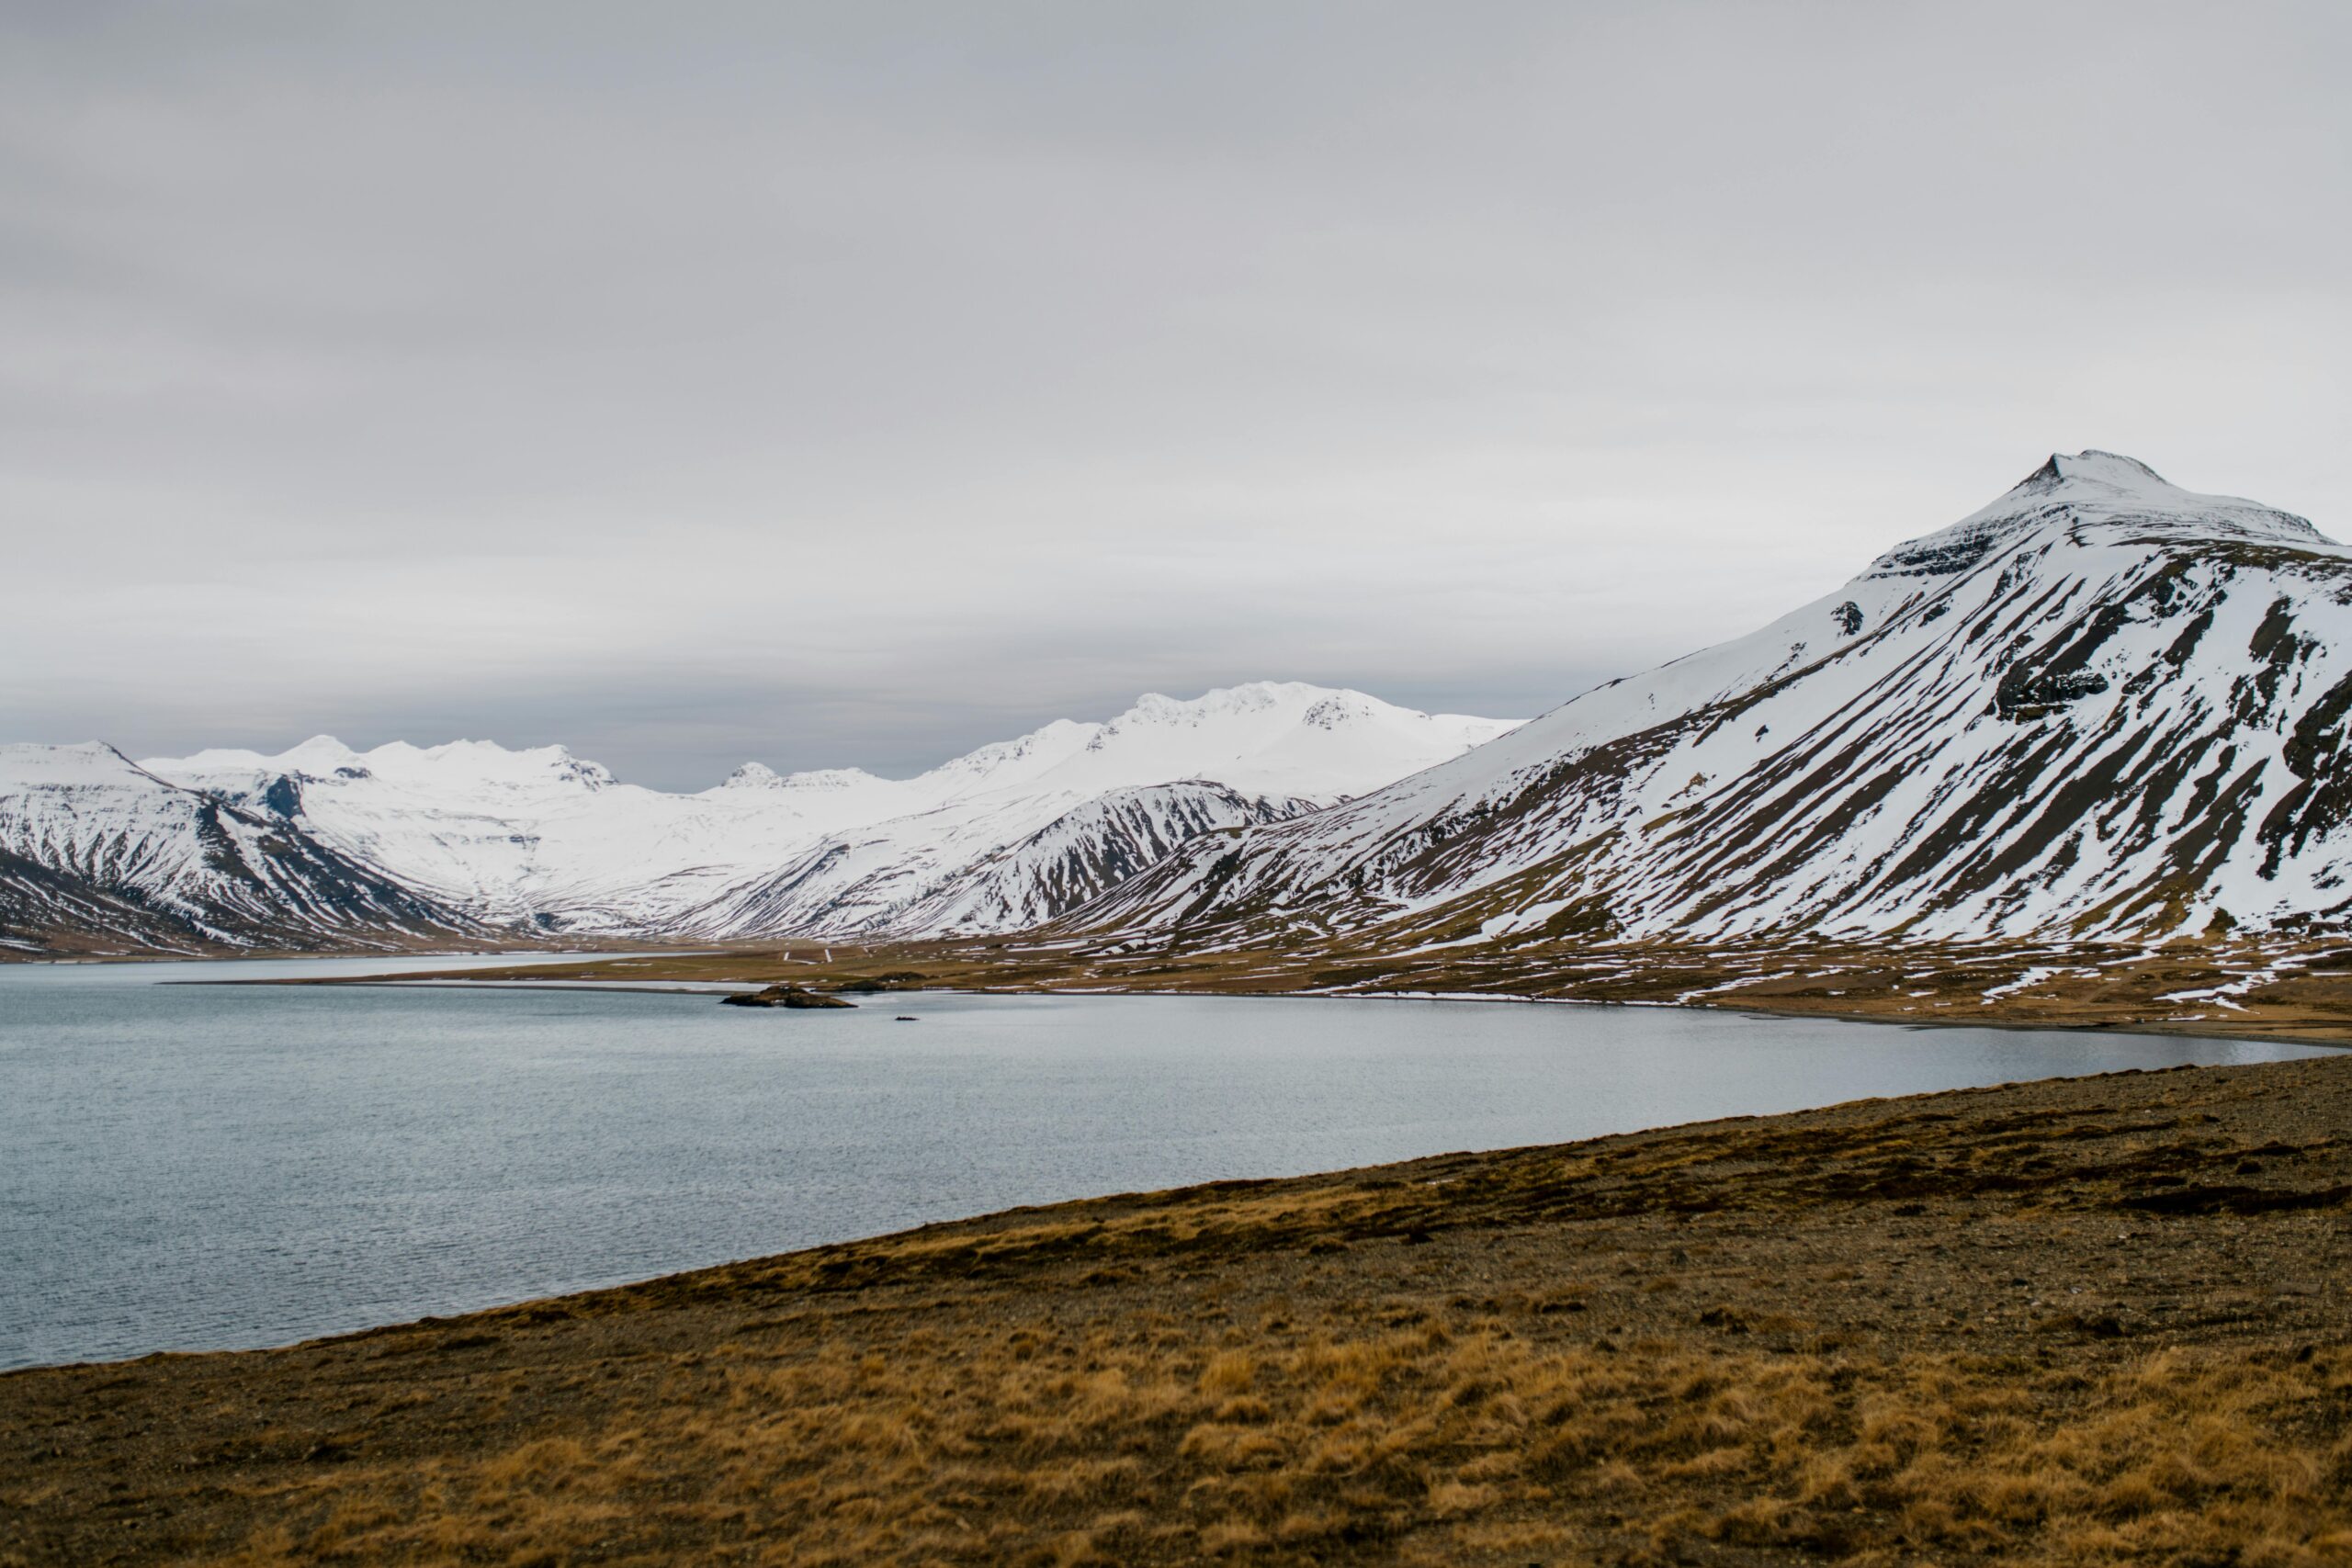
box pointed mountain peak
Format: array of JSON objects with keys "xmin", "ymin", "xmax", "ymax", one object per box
[
  {"xmin": 1980, "ymin": 449, "xmax": 2316, "ymax": 533},
  {"xmin": 271, "ymin": 736, "xmax": 362, "ymax": 773},
  {"xmin": 2014, "ymin": 450, "xmax": 2170, "ymax": 495},
  {"xmin": 1868, "ymin": 452, "xmax": 2333, "ymax": 580}
]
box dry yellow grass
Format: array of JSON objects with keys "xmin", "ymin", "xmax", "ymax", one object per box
[
  {"xmin": 162, "ymin": 1324, "xmax": 2352, "ymax": 1567},
  {"xmin": 6, "ymin": 1056, "xmax": 2352, "ymax": 1565}
]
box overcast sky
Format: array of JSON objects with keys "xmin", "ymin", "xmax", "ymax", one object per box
[{"xmin": 6, "ymin": 2, "xmax": 2346, "ymax": 789}]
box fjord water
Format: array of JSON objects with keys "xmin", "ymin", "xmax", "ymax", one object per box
[{"xmin": 0, "ymin": 960, "xmax": 2327, "ymax": 1370}]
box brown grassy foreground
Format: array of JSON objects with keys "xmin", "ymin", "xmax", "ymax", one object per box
[{"xmin": 6, "ymin": 1056, "xmax": 2352, "ymax": 1566}]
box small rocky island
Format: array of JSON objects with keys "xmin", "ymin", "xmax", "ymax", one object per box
[{"xmin": 718, "ymin": 983, "xmax": 854, "ymax": 1010}]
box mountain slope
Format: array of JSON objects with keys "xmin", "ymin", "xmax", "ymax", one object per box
[
  {"xmin": 0, "ymin": 744, "xmax": 490, "ymax": 956},
  {"xmin": 1071, "ymin": 453, "xmax": 2352, "ymax": 948},
  {"xmin": 667, "ymin": 683, "xmax": 1515, "ymax": 938},
  {"xmin": 147, "ymin": 736, "xmax": 910, "ymax": 931},
  {"xmin": 894, "ymin": 782, "xmax": 1314, "ymax": 936},
  {"xmin": 130, "ymin": 683, "xmax": 1515, "ymax": 942},
  {"xmin": 695, "ymin": 779, "xmax": 1314, "ymax": 940}
]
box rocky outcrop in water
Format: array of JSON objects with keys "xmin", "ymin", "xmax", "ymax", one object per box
[{"xmin": 718, "ymin": 984, "xmax": 855, "ymax": 1010}]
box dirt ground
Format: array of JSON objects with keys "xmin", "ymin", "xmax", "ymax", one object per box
[{"xmin": 6, "ymin": 1055, "xmax": 2350, "ymax": 1566}]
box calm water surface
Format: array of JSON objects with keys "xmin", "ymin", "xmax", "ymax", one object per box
[{"xmin": 0, "ymin": 956, "xmax": 2328, "ymax": 1369}]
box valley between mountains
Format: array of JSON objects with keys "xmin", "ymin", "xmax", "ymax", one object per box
[{"xmin": 17, "ymin": 452, "xmax": 2352, "ymax": 1038}]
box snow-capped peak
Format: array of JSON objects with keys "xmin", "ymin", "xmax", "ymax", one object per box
[
  {"xmin": 0, "ymin": 742, "xmax": 488, "ymax": 955},
  {"xmin": 2020, "ymin": 449, "xmax": 2169, "ymax": 492},
  {"xmin": 164, "ymin": 735, "xmax": 362, "ymax": 775},
  {"xmin": 1992, "ymin": 451, "xmax": 2321, "ymax": 536},
  {"xmin": 720, "ymin": 761, "xmax": 783, "ymax": 788},
  {"xmin": 1129, "ymin": 682, "xmax": 1336, "ymax": 722},
  {"xmin": 1120, "ymin": 682, "xmax": 1290, "ymax": 724},
  {"xmin": 719, "ymin": 762, "xmax": 891, "ymax": 793},
  {"xmin": 1867, "ymin": 450, "xmax": 2331, "ymax": 581},
  {"xmin": 153, "ymin": 738, "xmax": 616, "ymax": 796},
  {"xmin": 1073, "ymin": 451, "xmax": 2352, "ymax": 950},
  {"xmin": 1026, "ymin": 683, "xmax": 1519, "ymax": 805},
  {"xmin": 1092, "ymin": 682, "xmax": 1473, "ymax": 739},
  {"xmin": 398, "ymin": 739, "xmax": 616, "ymax": 792},
  {"xmin": 921, "ymin": 719, "xmax": 1103, "ymax": 795},
  {"xmin": 0, "ymin": 740, "xmax": 167, "ymax": 789},
  {"xmin": 88, "ymin": 682, "xmax": 1518, "ymax": 946},
  {"xmin": 1302, "ymin": 693, "xmax": 1383, "ymax": 728}
]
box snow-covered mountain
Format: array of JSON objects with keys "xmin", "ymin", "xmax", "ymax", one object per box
[
  {"xmin": 0, "ymin": 743, "xmax": 488, "ymax": 956},
  {"xmin": 683, "ymin": 778, "xmax": 1315, "ymax": 940},
  {"xmin": 145, "ymin": 735, "xmax": 911, "ymax": 931},
  {"xmin": 1072, "ymin": 454, "xmax": 2352, "ymax": 947},
  {"xmin": 663, "ymin": 683, "xmax": 1514, "ymax": 937},
  {"xmin": 34, "ymin": 683, "xmax": 1510, "ymax": 949},
  {"xmin": 889, "ymin": 782, "xmax": 1313, "ymax": 936},
  {"xmin": 39, "ymin": 452, "xmax": 2339, "ymax": 962}
]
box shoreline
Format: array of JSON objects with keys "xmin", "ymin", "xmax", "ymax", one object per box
[
  {"xmin": 7, "ymin": 1055, "xmax": 2348, "ymax": 1565},
  {"xmin": 157, "ymin": 925, "xmax": 2352, "ymax": 1049},
  {"xmin": 208, "ymin": 962, "xmax": 2352, "ymax": 1054},
  {"xmin": 28, "ymin": 926, "xmax": 2352, "ymax": 1048}
]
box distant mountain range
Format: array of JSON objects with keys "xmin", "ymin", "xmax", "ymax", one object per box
[
  {"xmin": 1073, "ymin": 453, "xmax": 2352, "ymax": 950},
  {"xmin": 12, "ymin": 452, "xmax": 2349, "ymax": 964},
  {"xmin": 0, "ymin": 684, "xmax": 1514, "ymax": 956},
  {"xmin": 0, "ymin": 744, "xmax": 492, "ymax": 957}
]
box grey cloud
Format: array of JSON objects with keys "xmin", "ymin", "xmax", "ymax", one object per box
[{"xmin": 4, "ymin": 2, "xmax": 2346, "ymax": 787}]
